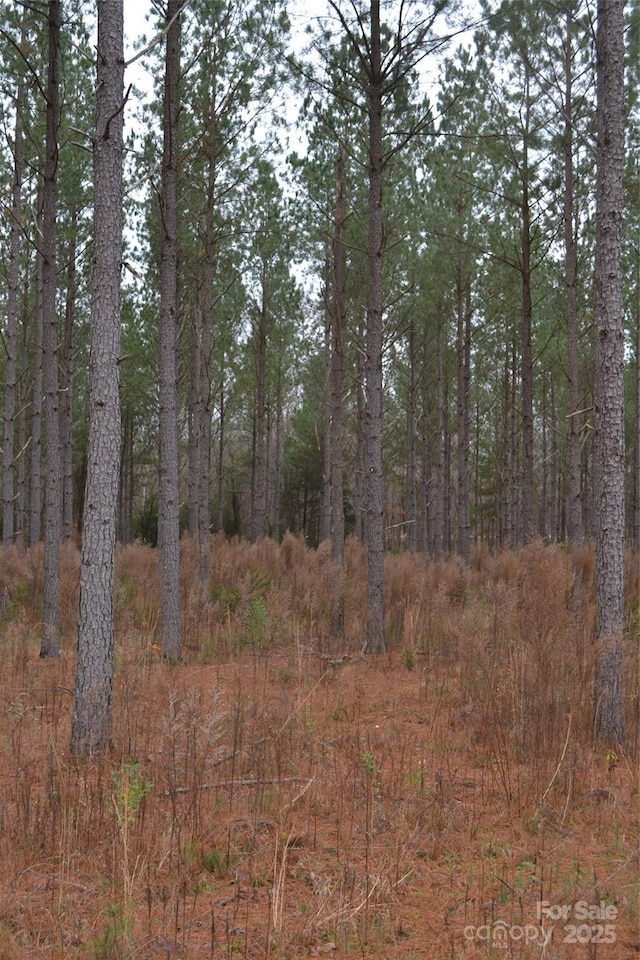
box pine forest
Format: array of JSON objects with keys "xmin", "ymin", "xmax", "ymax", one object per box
[{"xmin": 0, "ymin": 1, "xmax": 637, "ymax": 957}]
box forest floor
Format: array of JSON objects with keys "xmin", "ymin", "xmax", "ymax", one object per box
[{"xmin": 0, "ymin": 535, "xmax": 637, "ymax": 959}]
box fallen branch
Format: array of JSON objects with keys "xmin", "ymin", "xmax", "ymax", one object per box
[{"xmin": 159, "ymin": 776, "xmax": 314, "ymax": 798}]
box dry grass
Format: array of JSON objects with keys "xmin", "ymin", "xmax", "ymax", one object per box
[{"xmin": 0, "ymin": 536, "xmax": 637, "ymax": 958}]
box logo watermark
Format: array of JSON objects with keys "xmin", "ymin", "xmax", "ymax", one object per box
[
  {"xmin": 537, "ymin": 900, "xmax": 617, "ymax": 945},
  {"xmin": 463, "ymin": 920, "xmax": 552, "ymax": 948},
  {"xmin": 463, "ymin": 901, "xmax": 618, "ymax": 949}
]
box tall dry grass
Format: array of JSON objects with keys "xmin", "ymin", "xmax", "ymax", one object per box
[
  {"xmin": 0, "ymin": 535, "xmax": 636, "ymax": 958},
  {"xmin": 0, "ymin": 534, "xmax": 636, "ymax": 756}
]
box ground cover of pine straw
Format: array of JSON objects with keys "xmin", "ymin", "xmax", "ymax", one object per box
[{"xmin": 0, "ymin": 536, "xmax": 637, "ymax": 958}]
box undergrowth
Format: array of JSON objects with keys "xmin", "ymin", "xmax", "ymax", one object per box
[{"xmin": 0, "ymin": 535, "xmax": 636, "ymax": 958}]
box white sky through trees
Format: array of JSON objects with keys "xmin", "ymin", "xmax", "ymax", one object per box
[
  {"xmin": 119, "ymin": 1, "xmax": 478, "ymax": 124},
  {"xmin": 117, "ymin": 0, "xmax": 480, "ymax": 301}
]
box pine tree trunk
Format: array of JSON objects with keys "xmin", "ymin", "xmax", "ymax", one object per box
[
  {"xmin": 61, "ymin": 216, "xmax": 76, "ymax": 541},
  {"xmin": 549, "ymin": 378, "xmax": 560, "ymax": 543},
  {"xmin": 509, "ymin": 339, "xmax": 519, "ymax": 549},
  {"xmin": 473, "ymin": 399, "xmax": 481, "ymax": 547},
  {"xmin": 406, "ymin": 320, "xmax": 417, "ymax": 552},
  {"xmin": 273, "ymin": 372, "xmax": 283, "ymax": 543},
  {"xmin": 187, "ymin": 305, "xmax": 201, "ymax": 540},
  {"xmin": 71, "ymin": 0, "xmax": 124, "ymax": 756},
  {"xmin": 197, "ymin": 72, "xmax": 217, "ymax": 579},
  {"xmin": 330, "ymin": 142, "xmax": 346, "ymax": 639},
  {"xmin": 41, "ymin": 0, "xmax": 62, "ymax": 659},
  {"xmin": 320, "ymin": 295, "xmax": 332, "ymax": 545},
  {"xmin": 634, "ymin": 306, "xmax": 640, "ymax": 552},
  {"xmin": 354, "ymin": 323, "xmax": 366, "ymax": 544},
  {"xmin": 541, "ymin": 374, "xmax": 548, "ymax": 538},
  {"xmin": 593, "ymin": 0, "xmax": 626, "ymax": 746},
  {"xmin": 363, "ymin": 0, "xmax": 386, "ymax": 653},
  {"xmin": 520, "ymin": 129, "xmax": 535, "ymax": 544},
  {"xmin": 30, "ymin": 219, "xmax": 44, "ymax": 548},
  {"xmin": 443, "ymin": 377, "xmax": 452, "ymax": 555},
  {"xmin": 3, "ymin": 40, "xmax": 24, "ymax": 549},
  {"xmin": 418, "ymin": 337, "xmax": 430, "ymax": 554},
  {"xmin": 217, "ymin": 373, "xmax": 225, "ymax": 532},
  {"xmin": 158, "ymin": 0, "xmax": 182, "ymax": 658},
  {"xmin": 433, "ymin": 309, "xmax": 444, "ymax": 560},
  {"xmin": 456, "ymin": 224, "xmax": 471, "ymax": 563},
  {"xmin": 118, "ymin": 404, "xmax": 133, "ymax": 545},
  {"xmin": 17, "ymin": 278, "xmax": 30, "ymax": 543},
  {"xmin": 197, "ymin": 298, "xmax": 212, "ymax": 580},
  {"xmin": 564, "ymin": 7, "xmax": 583, "ymax": 545},
  {"xmin": 265, "ymin": 402, "xmax": 272, "ymax": 534},
  {"xmin": 497, "ymin": 342, "xmax": 510, "ymax": 547},
  {"xmin": 251, "ymin": 286, "xmax": 268, "ymax": 542}
]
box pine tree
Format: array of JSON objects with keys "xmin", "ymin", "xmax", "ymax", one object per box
[
  {"xmin": 40, "ymin": 0, "xmax": 62, "ymax": 658},
  {"xmin": 71, "ymin": 0, "xmax": 124, "ymax": 756},
  {"xmin": 593, "ymin": 0, "xmax": 626, "ymax": 746},
  {"xmin": 2, "ymin": 11, "xmax": 26, "ymax": 549},
  {"xmin": 158, "ymin": 0, "xmax": 182, "ymax": 660}
]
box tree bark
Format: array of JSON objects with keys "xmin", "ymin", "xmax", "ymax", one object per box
[
  {"xmin": 593, "ymin": 0, "xmax": 626, "ymax": 746},
  {"xmin": 196, "ymin": 64, "xmax": 216, "ymax": 579},
  {"xmin": 541, "ymin": 373, "xmax": 548, "ymax": 538},
  {"xmin": 362, "ymin": 0, "xmax": 386, "ymax": 653},
  {"xmin": 71, "ymin": 0, "xmax": 124, "ymax": 756},
  {"xmin": 29, "ymin": 203, "xmax": 44, "ymax": 548},
  {"xmin": 118, "ymin": 403, "xmax": 134, "ymax": 545},
  {"xmin": 354, "ymin": 320, "xmax": 366, "ymax": 544},
  {"xmin": 330, "ymin": 141, "xmax": 346, "ymax": 639},
  {"xmin": 509, "ymin": 338, "xmax": 519, "ymax": 549},
  {"xmin": 634, "ymin": 303, "xmax": 640, "ymax": 552},
  {"xmin": 216, "ymin": 371, "xmax": 225, "ymax": 532},
  {"xmin": 158, "ymin": 0, "xmax": 182, "ymax": 658},
  {"xmin": 406, "ymin": 320, "xmax": 417, "ymax": 552},
  {"xmin": 418, "ymin": 336, "xmax": 430, "ymax": 554},
  {"xmin": 520, "ymin": 103, "xmax": 535, "ymax": 545},
  {"xmin": 3, "ymin": 26, "xmax": 25, "ymax": 549},
  {"xmin": 456, "ymin": 211, "xmax": 471, "ymax": 563},
  {"xmin": 61, "ymin": 214, "xmax": 76, "ymax": 541},
  {"xmin": 41, "ymin": 0, "xmax": 62, "ymax": 659},
  {"xmin": 187, "ymin": 303, "xmax": 201, "ymax": 540},
  {"xmin": 17, "ymin": 273, "xmax": 30, "ymax": 543},
  {"xmin": 251, "ymin": 280, "xmax": 268, "ymax": 542},
  {"xmin": 564, "ymin": 7, "xmax": 583, "ymax": 544},
  {"xmin": 320, "ymin": 295, "xmax": 332, "ymax": 545},
  {"xmin": 433, "ymin": 307, "xmax": 444, "ymax": 560},
  {"xmin": 197, "ymin": 277, "xmax": 212, "ymax": 581},
  {"xmin": 549, "ymin": 377, "xmax": 560, "ymax": 543},
  {"xmin": 473, "ymin": 398, "xmax": 481, "ymax": 547},
  {"xmin": 443, "ymin": 376, "xmax": 452, "ymax": 554},
  {"xmin": 271, "ymin": 354, "xmax": 284, "ymax": 542}
]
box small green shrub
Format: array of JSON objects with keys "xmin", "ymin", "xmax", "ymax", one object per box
[
  {"xmin": 243, "ymin": 595, "xmax": 270, "ymax": 645},
  {"xmin": 88, "ymin": 902, "xmax": 129, "ymax": 960},
  {"xmin": 212, "ymin": 584, "xmax": 242, "ymax": 615},
  {"xmin": 186, "ymin": 839, "xmax": 230, "ymax": 877},
  {"xmin": 401, "ymin": 649, "xmax": 415, "ymax": 671},
  {"xmin": 360, "ymin": 752, "xmax": 382, "ymax": 790}
]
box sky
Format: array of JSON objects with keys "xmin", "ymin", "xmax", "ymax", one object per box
[
  {"xmin": 123, "ymin": 2, "xmax": 156, "ymax": 102},
  {"xmin": 117, "ymin": 0, "xmax": 479, "ymax": 144},
  {"xmin": 120, "ymin": 1, "xmax": 316, "ymax": 129}
]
